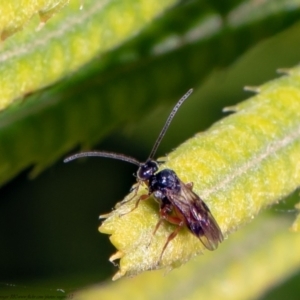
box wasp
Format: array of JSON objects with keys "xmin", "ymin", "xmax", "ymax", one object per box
[{"xmin": 64, "ymin": 89, "xmax": 223, "ymax": 261}]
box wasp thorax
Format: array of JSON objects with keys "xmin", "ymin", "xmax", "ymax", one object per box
[
  {"xmin": 149, "ymin": 169, "xmax": 181, "ymax": 198},
  {"xmin": 137, "ymin": 160, "xmax": 159, "ymax": 180}
]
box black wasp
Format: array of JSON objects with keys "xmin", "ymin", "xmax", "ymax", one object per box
[{"xmin": 64, "ymin": 89, "xmax": 223, "ymax": 261}]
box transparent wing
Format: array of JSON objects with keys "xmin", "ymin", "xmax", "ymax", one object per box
[{"xmin": 167, "ymin": 181, "xmax": 223, "ymax": 251}]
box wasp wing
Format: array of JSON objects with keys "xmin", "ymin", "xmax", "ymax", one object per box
[{"xmin": 167, "ymin": 181, "xmax": 223, "ymax": 251}]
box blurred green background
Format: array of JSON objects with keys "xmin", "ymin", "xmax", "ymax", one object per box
[{"xmin": 1, "ymin": 0, "xmax": 300, "ymax": 298}]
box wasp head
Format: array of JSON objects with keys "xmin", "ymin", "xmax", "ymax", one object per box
[{"xmin": 137, "ymin": 160, "xmax": 159, "ymax": 181}]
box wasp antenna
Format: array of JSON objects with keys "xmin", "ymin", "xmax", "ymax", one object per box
[
  {"xmin": 64, "ymin": 151, "xmax": 141, "ymax": 166},
  {"xmin": 148, "ymin": 88, "xmax": 193, "ymax": 159}
]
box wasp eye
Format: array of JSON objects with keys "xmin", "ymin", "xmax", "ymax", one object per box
[{"xmin": 137, "ymin": 160, "xmax": 159, "ymax": 180}]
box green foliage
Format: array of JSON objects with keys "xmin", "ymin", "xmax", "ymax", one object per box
[
  {"xmin": 80, "ymin": 214, "xmax": 300, "ymax": 299},
  {"xmin": 0, "ymin": 0, "xmax": 69, "ymax": 40},
  {"xmin": 100, "ymin": 65, "xmax": 300, "ymax": 280},
  {"xmin": 1, "ymin": 0, "xmax": 300, "ymax": 299}
]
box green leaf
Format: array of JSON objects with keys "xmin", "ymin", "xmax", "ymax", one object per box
[
  {"xmin": 1, "ymin": 0, "xmax": 300, "ymax": 186},
  {"xmin": 0, "ymin": 0, "xmax": 180, "ymax": 185},
  {"xmin": 76, "ymin": 213, "xmax": 300, "ymax": 299},
  {"xmin": 0, "ymin": 0, "xmax": 178, "ymax": 109},
  {"xmin": 99, "ymin": 64, "xmax": 300, "ymax": 279},
  {"xmin": 0, "ymin": 0, "xmax": 69, "ymax": 40},
  {"xmin": 1, "ymin": 0, "xmax": 300, "ymax": 298}
]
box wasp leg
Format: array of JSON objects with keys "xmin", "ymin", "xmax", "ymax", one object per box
[
  {"xmin": 146, "ymin": 218, "xmax": 163, "ymax": 249},
  {"xmin": 153, "ymin": 204, "xmax": 172, "ymax": 235},
  {"xmin": 146, "ymin": 203, "xmax": 172, "ymax": 249},
  {"xmin": 116, "ymin": 182, "xmax": 141, "ymax": 208},
  {"xmin": 119, "ymin": 192, "xmax": 149, "ymax": 217},
  {"xmin": 100, "ymin": 185, "xmax": 143, "ymax": 218},
  {"xmin": 159, "ymin": 222, "xmax": 184, "ymax": 263},
  {"xmin": 157, "ymin": 205, "xmax": 185, "ymax": 263}
]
